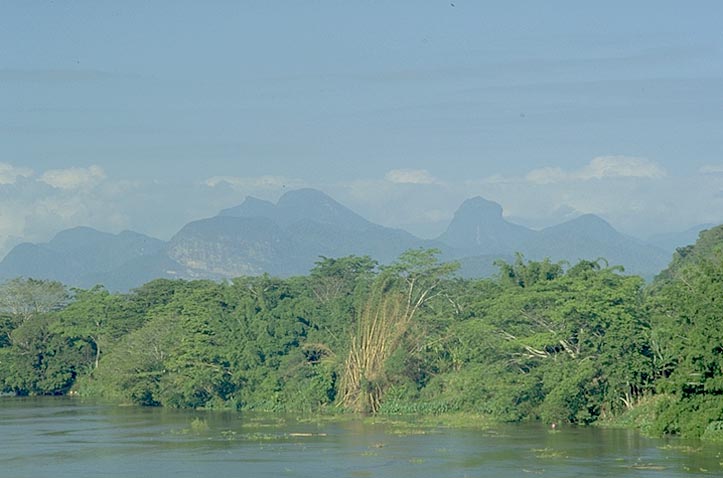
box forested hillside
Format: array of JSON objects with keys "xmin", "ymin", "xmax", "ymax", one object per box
[{"xmin": 2, "ymin": 226, "xmax": 723, "ymax": 439}]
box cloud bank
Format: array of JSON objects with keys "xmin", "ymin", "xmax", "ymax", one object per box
[
  {"xmin": 0, "ymin": 162, "xmax": 33, "ymax": 185},
  {"xmin": 526, "ymin": 156, "xmax": 666, "ymax": 184},
  {"xmin": 384, "ymin": 169, "xmax": 438, "ymax": 185},
  {"xmin": 204, "ymin": 175, "xmax": 307, "ymax": 192},
  {"xmin": 40, "ymin": 165, "xmax": 106, "ymax": 190}
]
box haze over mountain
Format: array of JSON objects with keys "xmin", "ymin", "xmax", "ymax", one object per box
[
  {"xmin": 0, "ymin": 188, "xmax": 702, "ymax": 290},
  {"xmin": 437, "ymin": 197, "xmax": 536, "ymax": 255},
  {"xmin": 646, "ymin": 224, "xmax": 716, "ymax": 255},
  {"xmin": 653, "ymin": 223, "xmax": 723, "ymax": 285},
  {"xmin": 219, "ymin": 189, "xmax": 374, "ymax": 230},
  {"xmin": 436, "ymin": 197, "xmax": 671, "ymax": 278},
  {"xmin": 0, "ymin": 227, "xmax": 173, "ymax": 291},
  {"xmin": 168, "ymin": 188, "xmax": 428, "ymax": 279}
]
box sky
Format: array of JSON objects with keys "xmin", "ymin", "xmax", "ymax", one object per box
[{"xmin": 1, "ymin": 1, "xmax": 722, "ymax": 255}]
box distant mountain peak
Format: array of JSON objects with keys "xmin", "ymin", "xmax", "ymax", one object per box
[
  {"xmin": 647, "ymin": 223, "xmax": 718, "ymax": 254},
  {"xmin": 438, "ymin": 196, "xmax": 534, "ymax": 253},
  {"xmin": 219, "ymin": 196, "xmax": 276, "ymax": 219},
  {"xmin": 454, "ymin": 197, "xmax": 505, "ymax": 221},
  {"xmin": 49, "ymin": 226, "xmax": 115, "ymax": 250},
  {"xmin": 570, "ymin": 213, "xmax": 612, "ymax": 225},
  {"xmin": 241, "ymin": 195, "xmax": 274, "ymax": 208},
  {"xmin": 277, "ymin": 187, "xmax": 335, "ymax": 204},
  {"xmin": 218, "ymin": 188, "xmax": 371, "ymax": 230},
  {"xmin": 543, "ymin": 214, "xmax": 617, "ymax": 239},
  {"xmin": 278, "ymin": 188, "xmax": 371, "ymax": 228},
  {"xmin": 51, "ymin": 225, "xmax": 105, "ymax": 239},
  {"xmin": 0, "ymin": 226, "xmax": 166, "ymax": 291}
]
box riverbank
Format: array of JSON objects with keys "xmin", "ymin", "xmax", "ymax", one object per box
[{"xmin": 596, "ymin": 394, "xmax": 723, "ymax": 442}]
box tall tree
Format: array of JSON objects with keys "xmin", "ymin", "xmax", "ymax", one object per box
[
  {"xmin": 0, "ymin": 278, "xmax": 69, "ymax": 353},
  {"xmin": 55, "ymin": 286, "xmax": 127, "ymax": 369},
  {"xmin": 339, "ymin": 249, "xmax": 459, "ymax": 413},
  {"xmin": 648, "ymin": 248, "xmax": 723, "ymax": 436},
  {"xmin": 0, "ymin": 278, "xmax": 68, "ymax": 324}
]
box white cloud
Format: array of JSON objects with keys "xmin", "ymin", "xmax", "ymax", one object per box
[
  {"xmin": 526, "ymin": 156, "xmax": 666, "ymax": 184},
  {"xmin": 204, "ymin": 175, "xmax": 306, "ymax": 191},
  {"xmin": 699, "ymin": 164, "xmax": 723, "ymax": 175},
  {"xmin": 582, "ymin": 156, "xmax": 666, "ymax": 180},
  {"xmin": 0, "ymin": 162, "xmax": 33, "ymax": 184},
  {"xmin": 524, "ymin": 167, "xmax": 568, "ymax": 185},
  {"xmin": 476, "ymin": 173, "xmax": 515, "ymax": 185},
  {"xmin": 463, "ymin": 158, "xmax": 722, "ymax": 238},
  {"xmin": 0, "ymin": 167, "xmax": 313, "ymax": 259},
  {"xmin": 40, "ymin": 165, "xmax": 106, "ymax": 190},
  {"xmin": 332, "ymin": 174, "xmax": 463, "ymax": 238},
  {"xmin": 384, "ymin": 169, "xmax": 437, "ymax": 185},
  {"xmin": 0, "ymin": 163, "xmax": 138, "ymax": 257}
]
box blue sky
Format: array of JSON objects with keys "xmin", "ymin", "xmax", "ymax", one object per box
[{"xmin": 1, "ymin": 1, "xmax": 722, "ymax": 254}]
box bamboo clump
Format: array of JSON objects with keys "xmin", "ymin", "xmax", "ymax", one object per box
[
  {"xmin": 339, "ymin": 271, "xmax": 440, "ymax": 413},
  {"xmin": 338, "ymin": 286, "xmax": 406, "ymax": 413}
]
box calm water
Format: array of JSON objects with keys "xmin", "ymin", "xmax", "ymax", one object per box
[{"xmin": 1, "ymin": 397, "xmax": 721, "ymax": 477}]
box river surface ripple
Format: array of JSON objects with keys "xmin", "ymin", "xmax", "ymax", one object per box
[{"xmin": 1, "ymin": 397, "xmax": 721, "ymax": 477}]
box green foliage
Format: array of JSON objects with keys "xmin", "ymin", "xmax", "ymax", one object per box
[
  {"xmin": 0, "ymin": 314, "xmax": 18, "ymax": 348},
  {"xmin": 649, "ymin": 394, "xmax": 723, "ymax": 438},
  {"xmin": 702, "ymin": 420, "xmax": 723, "ymax": 442},
  {"xmin": 0, "ymin": 278, "xmax": 87, "ymax": 395},
  {"xmin": 3, "ymin": 240, "xmax": 723, "ymax": 440},
  {"xmin": 645, "ymin": 244, "xmax": 723, "ymax": 437},
  {"xmin": 0, "ymin": 313, "xmax": 93, "ymax": 395},
  {"xmin": 54, "ymin": 285, "xmax": 133, "ymax": 369},
  {"xmin": 495, "ymin": 253, "xmax": 564, "ymax": 288},
  {"xmin": 339, "ymin": 249, "xmax": 460, "ymax": 413},
  {"xmin": 309, "ymin": 255, "xmax": 377, "ymax": 303},
  {"xmin": 420, "ymin": 256, "xmax": 652, "ymax": 426},
  {"xmin": 538, "ymin": 358, "xmax": 604, "ymax": 424},
  {"xmin": 0, "ymin": 278, "xmax": 69, "ymax": 321},
  {"xmin": 653, "ymin": 224, "xmax": 723, "ymax": 286}
]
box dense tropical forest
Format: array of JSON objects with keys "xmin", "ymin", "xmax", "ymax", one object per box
[{"xmin": 2, "ymin": 226, "xmax": 723, "ymax": 440}]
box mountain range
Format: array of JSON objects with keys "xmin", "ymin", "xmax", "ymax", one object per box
[{"xmin": 0, "ymin": 188, "xmax": 708, "ymax": 291}]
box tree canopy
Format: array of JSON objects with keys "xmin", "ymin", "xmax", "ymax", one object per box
[{"xmin": 2, "ymin": 238, "xmax": 723, "ymax": 439}]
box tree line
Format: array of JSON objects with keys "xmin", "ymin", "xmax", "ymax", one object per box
[{"xmin": 1, "ymin": 228, "xmax": 723, "ymax": 439}]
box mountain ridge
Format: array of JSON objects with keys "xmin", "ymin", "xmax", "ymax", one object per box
[{"xmin": 0, "ymin": 188, "xmax": 705, "ymax": 290}]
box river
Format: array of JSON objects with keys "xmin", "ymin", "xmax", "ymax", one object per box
[{"xmin": 1, "ymin": 397, "xmax": 720, "ymax": 477}]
